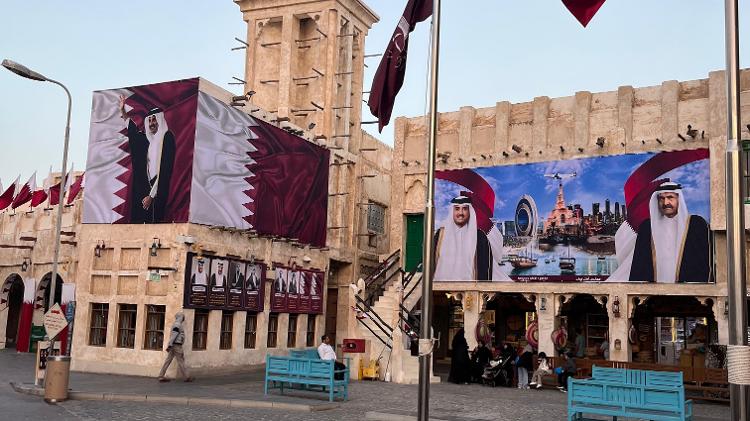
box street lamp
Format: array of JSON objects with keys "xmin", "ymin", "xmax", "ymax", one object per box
[{"xmin": 3, "ymin": 59, "xmax": 72, "ymax": 339}]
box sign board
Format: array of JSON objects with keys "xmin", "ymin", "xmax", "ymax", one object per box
[
  {"xmin": 43, "ymin": 304, "xmax": 69, "ymax": 340},
  {"xmin": 342, "ymin": 338, "xmax": 365, "ymax": 353},
  {"xmin": 35, "ymin": 340, "xmax": 50, "ymax": 384},
  {"xmin": 148, "ymin": 270, "xmax": 162, "ymax": 282}
]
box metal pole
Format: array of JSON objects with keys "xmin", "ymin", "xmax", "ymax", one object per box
[
  {"xmin": 724, "ymin": 1, "xmax": 750, "ymax": 420},
  {"xmin": 418, "ymin": 1, "xmax": 441, "ymax": 420},
  {"xmin": 46, "ymin": 78, "xmax": 71, "ymax": 348}
]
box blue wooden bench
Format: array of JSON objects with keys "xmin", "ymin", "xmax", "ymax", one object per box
[
  {"xmin": 568, "ymin": 366, "xmax": 693, "ymax": 421},
  {"xmin": 264, "ymin": 354, "xmax": 349, "ymax": 402},
  {"xmin": 289, "ymin": 348, "xmax": 320, "ymax": 360}
]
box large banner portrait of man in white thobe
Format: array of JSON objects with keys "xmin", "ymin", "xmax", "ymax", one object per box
[
  {"xmin": 628, "ymin": 182, "xmax": 711, "ymax": 282},
  {"xmin": 434, "ymin": 196, "xmax": 499, "ymax": 281}
]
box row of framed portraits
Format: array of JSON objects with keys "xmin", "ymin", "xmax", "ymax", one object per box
[
  {"xmin": 183, "ymin": 253, "xmax": 266, "ymax": 311},
  {"xmin": 182, "ymin": 253, "xmax": 325, "ymax": 314},
  {"xmin": 271, "ymin": 266, "xmax": 324, "ymax": 314}
]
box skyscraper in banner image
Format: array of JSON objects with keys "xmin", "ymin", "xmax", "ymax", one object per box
[{"xmin": 83, "ymin": 78, "xmax": 329, "ymax": 247}]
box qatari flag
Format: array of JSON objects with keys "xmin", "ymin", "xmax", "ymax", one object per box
[
  {"xmin": 11, "ymin": 172, "xmax": 36, "ymax": 209},
  {"xmin": 190, "ymin": 92, "xmax": 329, "ymax": 247},
  {"xmin": 562, "ymin": 0, "xmax": 607, "ymax": 27},
  {"xmin": 367, "ymin": 0, "xmax": 432, "ymax": 132},
  {"xmin": 0, "ymin": 176, "xmax": 19, "ymax": 211}
]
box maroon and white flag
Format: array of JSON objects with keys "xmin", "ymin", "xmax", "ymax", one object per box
[
  {"xmin": 0, "ymin": 176, "xmax": 19, "ymax": 211},
  {"xmin": 31, "ymin": 187, "xmax": 48, "ymax": 208},
  {"xmin": 48, "ymin": 169, "xmax": 72, "ymax": 206},
  {"xmin": 11, "ymin": 172, "xmax": 36, "ymax": 209},
  {"xmin": 562, "ymin": 0, "xmax": 607, "ymax": 27},
  {"xmin": 191, "ymin": 92, "xmax": 329, "ymax": 247},
  {"xmin": 66, "ymin": 172, "xmax": 85, "ymax": 205},
  {"xmin": 367, "ymin": 0, "xmax": 432, "ymax": 132}
]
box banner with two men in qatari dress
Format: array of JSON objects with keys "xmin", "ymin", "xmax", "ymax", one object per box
[{"xmin": 433, "ymin": 148, "xmax": 712, "ymax": 284}]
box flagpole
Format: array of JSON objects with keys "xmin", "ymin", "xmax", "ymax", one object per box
[
  {"xmin": 724, "ymin": 1, "xmax": 750, "ymax": 420},
  {"xmin": 418, "ymin": 0, "xmax": 440, "ymax": 420}
]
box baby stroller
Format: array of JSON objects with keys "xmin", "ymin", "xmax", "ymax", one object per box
[{"xmin": 481, "ymin": 356, "xmax": 512, "ymax": 387}]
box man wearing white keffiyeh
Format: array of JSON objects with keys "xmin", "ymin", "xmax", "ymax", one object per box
[
  {"xmin": 434, "ymin": 196, "xmax": 494, "ymax": 281},
  {"xmin": 629, "ymin": 182, "xmax": 710, "ymax": 283}
]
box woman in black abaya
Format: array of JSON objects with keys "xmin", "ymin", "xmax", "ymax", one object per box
[{"xmin": 448, "ymin": 329, "xmax": 470, "ymax": 384}]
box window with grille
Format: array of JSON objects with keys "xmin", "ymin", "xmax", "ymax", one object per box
[
  {"xmin": 116, "ymin": 304, "xmax": 137, "ymax": 348},
  {"xmin": 193, "ymin": 310, "xmax": 209, "ymax": 350},
  {"xmin": 287, "ymin": 314, "xmax": 298, "ymax": 348},
  {"xmin": 267, "ymin": 314, "xmax": 278, "ymax": 348},
  {"xmin": 244, "ymin": 313, "xmax": 257, "ymax": 349},
  {"xmin": 220, "ymin": 311, "xmax": 234, "ymax": 350},
  {"xmin": 306, "ymin": 315, "xmax": 316, "ymax": 347},
  {"xmin": 89, "ymin": 303, "xmax": 109, "ymax": 347},
  {"xmin": 367, "ymin": 202, "xmax": 386, "ymax": 234},
  {"xmin": 143, "ymin": 305, "xmax": 165, "ymax": 350}
]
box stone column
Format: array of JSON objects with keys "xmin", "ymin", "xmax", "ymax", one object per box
[
  {"xmin": 608, "ymin": 294, "xmax": 630, "ymax": 362},
  {"xmin": 536, "ymin": 293, "xmax": 556, "ymax": 357},
  {"xmin": 715, "ymin": 296, "xmax": 730, "ymax": 345},
  {"xmin": 462, "ymin": 290, "xmax": 480, "ymax": 350}
]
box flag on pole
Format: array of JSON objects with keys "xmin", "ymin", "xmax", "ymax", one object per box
[
  {"xmin": 31, "ymin": 187, "xmax": 48, "ymax": 208},
  {"xmin": 367, "ymin": 0, "xmax": 433, "ymax": 132},
  {"xmin": 562, "ymin": 0, "xmax": 607, "ymax": 27},
  {"xmin": 11, "ymin": 172, "xmax": 36, "ymax": 209},
  {"xmin": 66, "ymin": 172, "xmax": 85, "ymax": 204},
  {"xmin": 49, "ymin": 167, "xmax": 73, "ymax": 206},
  {"xmin": 0, "ymin": 176, "xmax": 19, "ymax": 211}
]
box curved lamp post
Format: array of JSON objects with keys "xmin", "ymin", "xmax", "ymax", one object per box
[{"xmin": 2, "ymin": 59, "xmax": 72, "ymax": 343}]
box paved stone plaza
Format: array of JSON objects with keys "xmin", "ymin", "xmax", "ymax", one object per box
[{"xmin": 0, "ymin": 350, "xmax": 731, "ymax": 420}]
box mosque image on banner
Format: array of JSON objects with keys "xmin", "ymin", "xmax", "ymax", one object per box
[
  {"xmin": 184, "ymin": 253, "xmax": 265, "ymax": 312},
  {"xmin": 83, "ymin": 78, "xmax": 330, "ymax": 247},
  {"xmin": 434, "ymin": 148, "xmax": 712, "ymax": 283}
]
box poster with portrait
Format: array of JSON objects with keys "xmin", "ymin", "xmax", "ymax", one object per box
[
  {"xmin": 271, "ymin": 266, "xmax": 288, "ymax": 312},
  {"xmin": 434, "ymin": 148, "xmax": 711, "ymax": 283},
  {"xmin": 208, "ymin": 258, "xmax": 228, "ymax": 306},
  {"xmin": 186, "ymin": 255, "xmax": 209, "ymax": 307},
  {"xmin": 84, "ymin": 79, "xmax": 329, "ymax": 249},
  {"xmin": 287, "ymin": 269, "xmax": 300, "ymax": 312},
  {"xmin": 298, "ymin": 270, "xmax": 311, "ymax": 313},
  {"xmin": 227, "ymin": 260, "xmax": 245, "ymax": 308},
  {"xmin": 244, "ymin": 263, "xmax": 265, "ymax": 312},
  {"xmin": 83, "ymin": 79, "xmax": 199, "ymax": 224},
  {"xmin": 310, "ymin": 271, "xmax": 324, "ymax": 314}
]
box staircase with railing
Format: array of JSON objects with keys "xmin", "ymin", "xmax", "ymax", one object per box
[{"xmin": 352, "ymin": 252, "xmax": 436, "ymax": 384}]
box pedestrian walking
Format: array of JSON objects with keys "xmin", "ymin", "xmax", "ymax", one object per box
[{"xmin": 158, "ymin": 312, "xmax": 194, "ymax": 382}]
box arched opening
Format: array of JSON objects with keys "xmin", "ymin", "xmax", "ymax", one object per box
[
  {"xmin": 2, "ymin": 274, "xmax": 24, "ymax": 349},
  {"xmin": 485, "ymin": 293, "xmax": 537, "ymax": 348},
  {"xmin": 38, "ymin": 273, "xmax": 63, "ymax": 311},
  {"xmin": 559, "ymin": 294, "xmax": 609, "ymax": 360},
  {"xmin": 631, "ymin": 296, "xmax": 716, "ymax": 366}
]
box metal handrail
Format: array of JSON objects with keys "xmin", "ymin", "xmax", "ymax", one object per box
[
  {"xmin": 364, "ymin": 249, "xmax": 401, "ymax": 288},
  {"xmin": 354, "ymin": 295, "xmax": 394, "ymax": 335},
  {"xmin": 354, "ymin": 302, "xmax": 392, "ymax": 349}
]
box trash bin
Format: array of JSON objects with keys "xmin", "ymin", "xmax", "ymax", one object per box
[{"xmin": 44, "ymin": 355, "xmax": 71, "ymax": 403}]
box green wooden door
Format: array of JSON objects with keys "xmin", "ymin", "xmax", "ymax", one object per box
[{"xmin": 404, "ymin": 214, "xmax": 424, "ymax": 272}]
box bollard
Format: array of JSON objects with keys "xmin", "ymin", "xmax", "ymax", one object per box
[{"xmin": 44, "ymin": 355, "xmax": 71, "ymax": 403}]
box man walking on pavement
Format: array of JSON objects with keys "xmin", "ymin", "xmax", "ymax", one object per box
[{"xmin": 158, "ymin": 312, "xmax": 194, "ymax": 382}]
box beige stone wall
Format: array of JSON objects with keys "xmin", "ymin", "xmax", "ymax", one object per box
[
  {"xmin": 68, "ymin": 221, "xmax": 332, "ymax": 376},
  {"xmin": 389, "ymin": 70, "xmax": 750, "ymax": 358},
  {"xmin": 0, "ymin": 195, "xmax": 82, "ymax": 349}
]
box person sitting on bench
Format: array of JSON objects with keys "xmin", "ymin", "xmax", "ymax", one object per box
[{"xmin": 318, "ymin": 335, "xmax": 346, "ymax": 380}]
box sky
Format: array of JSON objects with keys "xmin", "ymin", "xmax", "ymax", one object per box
[
  {"xmin": 434, "ymin": 152, "xmax": 711, "ymax": 227},
  {"xmin": 0, "ymin": 1, "xmax": 747, "ymax": 186}
]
